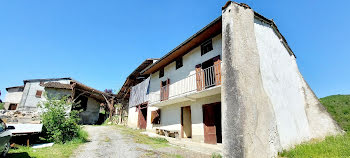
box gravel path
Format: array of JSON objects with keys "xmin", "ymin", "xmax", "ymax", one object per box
[{"xmin": 71, "ymin": 125, "xmax": 210, "ymax": 158}]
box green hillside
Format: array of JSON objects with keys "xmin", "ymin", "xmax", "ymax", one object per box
[
  {"xmin": 280, "ymin": 95, "xmax": 350, "ymax": 158},
  {"xmin": 320, "ymin": 95, "xmax": 350, "ymax": 132}
]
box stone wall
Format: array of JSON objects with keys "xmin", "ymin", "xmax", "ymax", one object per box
[{"xmin": 0, "ymin": 110, "xmax": 41, "ymax": 124}]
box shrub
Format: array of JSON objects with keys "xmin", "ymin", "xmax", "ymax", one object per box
[
  {"xmin": 0, "ymin": 102, "xmax": 4, "ymax": 110},
  {"xmin": 39, "ymin": 96, "xmax": 81, "ymax": 143}
]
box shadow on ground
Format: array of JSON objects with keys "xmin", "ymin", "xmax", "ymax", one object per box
[{"xmin": 6, "ymin": 152, "xmax": 32, "ymax": 158}]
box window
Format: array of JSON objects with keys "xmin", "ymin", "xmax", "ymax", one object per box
[
  {"xmin": 151, "ymin": 109, "xmax": 161, "ymax": 124},
  {"xmin": 8, "ymin": 104, "xmax": 17, "ymax": 110},
  {"xmin": 176, "ymin": 56, "xmax": 183, "ymax": 69},
  {"xmin": 35, "ymin": 90, "xmax": 43, "ymax": 98},
  {"xmin": 159, "ymin": 67, "xmax": 164, "ymax": 78},
  {"xmin": 201, "ymin": 39, "xmax": 213, "ymax": 56},
  {"xmin": 160, "ymin": 79, "xmax": 170, "ymax": 101}
]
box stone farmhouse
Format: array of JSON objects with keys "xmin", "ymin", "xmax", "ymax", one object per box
[
  {"xmin": 3, "ymin": 77, "xmax": 116, "ymax": 125},
  {"xmin": 120, "ymin": 1, "xmax": 342, "ymax": 157}
]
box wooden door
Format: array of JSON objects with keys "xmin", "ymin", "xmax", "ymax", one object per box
[
  {"xmin": 181, "ymin": 106, "xmax": 192, "ymax": 138},
  {"xmin": 138, "ymin": 106, "xmax": 147, "ymax": 129},
  {"xmin": 202, "ymin": 103, "xmax": 221, "ymax": 144}
]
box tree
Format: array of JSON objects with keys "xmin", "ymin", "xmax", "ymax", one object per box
[
  {"xmin": 38, "ymin": 96, "xmax": 81, "ymax": 143},
  {"xmin": 104, "ymin": 89, "xmax": 113, "ymax": 94}
]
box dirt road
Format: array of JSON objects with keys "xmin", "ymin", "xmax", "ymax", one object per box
[{"xmin": 71, "ymin": 126, "xmax": 210, "ymax": 158}]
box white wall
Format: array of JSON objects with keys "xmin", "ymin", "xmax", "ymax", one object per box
[
  {"xmin": 148, "ymin": 34, "xmax": 222, "ymax": 104},
  {"xmin": 20, "ymin": 79, "xmax": 71, "ymax": 110},
  {"xmin": 146, "ymin": 106, "xmax": 159, "ymax": 131},
  {"xmin": 128, "ymin": 107, "xmax": 138, "ymax": 129},
  {"xmin": 4, "ymin": 88, "xmax": 23, "ymax": 104},
  {"xmin": 254, "ymin": 19, "xmax": 311, "ymax": 148},
  {"xmin": 148, "ymin": 94, "xmax": 221, "ymax": 142}
]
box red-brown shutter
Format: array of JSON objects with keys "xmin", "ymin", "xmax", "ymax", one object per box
[
  {"xmin": 213, "ymin": 56, "xmax": 221, "ymax": 86},
  {"xmin": 195, "ymin": 64, "xmax": 203, "ymax": 91},
  {"xmin": 35, "ymin": 90, "xmax": 43, "ymax": 98},
  {"xmin": 151, "ymin": 111, "xmax": 157, "ymax": 123}
]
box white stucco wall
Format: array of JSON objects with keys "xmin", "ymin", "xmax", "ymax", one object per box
[
  {"xmin": 148, "ymin": 34, "xmax": 222, "ymax": 104},
  {"xmin": 148, "ymin": 94, "xmax": 221, "ymax": 142},
  {"xmin": 146, "ymin": 106, "xmax": 159, "ymax": 131},
  {"xmin": 128, "ymin": 107, "xmax": 138, "ymax": 129},
  {"xmin": 19, "ymin": 79, "xmax": 71, "ymax": 110},
  {"xmin": 4, "ymin": 88, "xmax": 23, "ymax": 104},
  {"xmin": 254, "ymin": 19, "xmax": 312, "ymax": 148}
]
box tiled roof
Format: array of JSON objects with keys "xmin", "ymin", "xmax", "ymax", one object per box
[{"xmin": 42, "ymin": 82, "xmax": 72, "ymax": 90}]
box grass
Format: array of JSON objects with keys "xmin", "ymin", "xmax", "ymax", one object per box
[
  {"xmin": 211, "ymin": 152, "xmax": 222, "ymax": 158},
  {"xmin": 279, "ymin": 95, "xmax": 350, "ymax": 158},
  {"xmin": 279, "ymin": 133, "xmax": 350, "ymax": 158},
  {"xmin": 320, "ymin": 95, "xmax": 350, "ymax": 132},
  {"xmin": 8, "ymin": 129, "xmax": 88, "ymax": 158},
  {"xmin": 115, "ymin": 125, "xmax": 170, "ymax": 148}
]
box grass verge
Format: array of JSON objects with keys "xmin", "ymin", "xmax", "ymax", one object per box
[
  {"xmin": 114, "ymin": 125, "xmax": 169, "ymax": 148},
  {"xmin": 279, "ymin": 133, "xmax": 350, "ymax": 158},
  {"xmin": 279, "ymin": 95, "xmax": 350, "ymax": 158},
  {"xmin": 8, "ymin": 129, "xmax": 88, "ymax": 158}
]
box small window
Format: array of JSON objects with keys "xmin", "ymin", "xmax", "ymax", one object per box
[
  {"xmin": 201, "ymin": 39, "xmax": 213, "ymax": 56},
  {"xmin": 159, "ymin": 68, "xmax": 164, "ymax": 78},
  {"xmin": 35, "ymin": 90, "xmax": 43, "ymax": 98},
  {"xmin": 176, "ymin": 56, "xmax": 183, "ymax": 69},
  {"xmin": 151, "ymin": 109, "xmax": 161, "ymax": 124},
  {"xmin": 8, "ymin": 104, "xmax": 17, "ymax": 110}
]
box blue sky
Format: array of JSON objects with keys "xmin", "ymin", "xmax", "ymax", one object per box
[{"xmin": 1, "ymin": 0, "xmax": 349, "ymax": 100}]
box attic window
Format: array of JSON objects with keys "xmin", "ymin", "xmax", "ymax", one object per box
[
  {"xmin": 201, "ymin": 39, "xmax": 213, "ymax": 56},
  {"xmin": 159, "ymin": 68, "xmax": 164, "ymax": 78},
  {"xmin": 35, "ymin": 90, "xmax": 43, "ymax": 98},
  {"xmin": 176, "ymin": 56, "xmax": 183, "ymax": 70}
]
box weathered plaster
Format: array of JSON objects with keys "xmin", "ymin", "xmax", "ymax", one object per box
[
  {"xmin": 79, "ymin": 97, "xmax": 100, "ymax": 124},
  {"xmin": 128, "ymin": 107, "xmax": 138, "ymax": 129},
  {"xmin": 222, "ymin": 3, "xmax": 280, "ymax": 157},
  {"xmin": 149, "ymin": 94, "xmax": 221, "ymax": 142},
  {"xmin": 222, "ymin": 2, "xmax": 341, "ymax": 157},
  {"xmin": 4, "ymin": 88, "xmax": 23, "ymax": 104}
]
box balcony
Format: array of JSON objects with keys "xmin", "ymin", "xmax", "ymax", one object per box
[{"xmin": 149, "ymin": 62, "xmax": 222, "ymax": 107}]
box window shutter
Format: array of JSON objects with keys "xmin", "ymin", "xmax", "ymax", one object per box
[
  {"xmin": 166, "ymin": 79, "xmax": 170, "ymax": 100},
  {"xmin": 151, "ymin": 109, "xmax": 161, "ymax": 124},
  {"xmin": 213, "ymin": 56, "xmax": 221, "ymax": 86},
  {"xmin": 195, "ymin": 64, "xmax": 203, "ymax": 91},
  {"xmin": 35, "ymin": 90, "xmax": 43, "ymax": 98},
  {"xmin": 160, "ymin": 81, "xmax": 164, "ymax": 101}
]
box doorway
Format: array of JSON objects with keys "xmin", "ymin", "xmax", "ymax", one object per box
[
  {"xmin": 202, "ymin": 102, "xmax": 222, "ymax": 144},
  {"xmin": 138, "ymin": 104, "xmax": 148, "ymax": 129},
  {"xmin": 181, "ymin": 106, "xmax": 192, "ymax": 138}
]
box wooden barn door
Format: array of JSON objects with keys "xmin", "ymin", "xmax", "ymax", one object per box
[
  {"xmin": 138, "ymin": 105, "xmax": 147, "ymax": 129},
  {"xmin": 202, "ymin": 102, "xmax": 222, "ymax": 144}
]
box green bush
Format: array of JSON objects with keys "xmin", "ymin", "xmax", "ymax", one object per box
[
  {"xmin": 0, "ymin": 103, "xmax": 4, "ymax": 110},
  {"xmin": 39, "ymin": 96, "xmax": 81, "ymax": 143}
]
